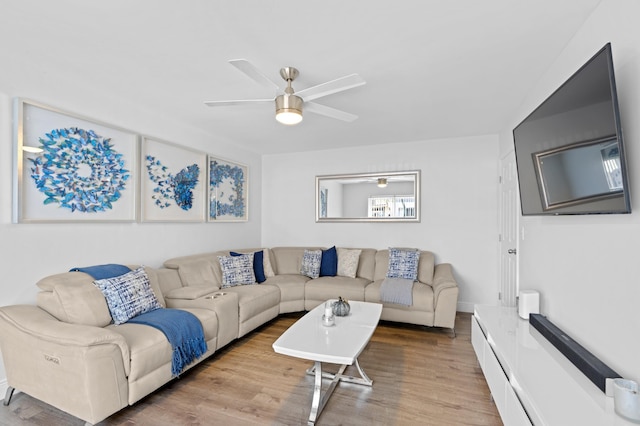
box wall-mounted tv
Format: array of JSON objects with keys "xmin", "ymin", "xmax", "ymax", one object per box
[{"xmin": 513, "ymin": 43, "xmax": 631, "ymax": 215}]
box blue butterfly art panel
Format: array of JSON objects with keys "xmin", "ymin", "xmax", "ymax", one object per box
[
  {"xmin": 16, "ymin": 100, "xmax": 138, "ymax": 223},
  {"xmin": 208, "ymin": 157, "xmax": 248, "ymax": 222},
  {"xmin": 141, "ymin": 138, "xmax": 206, "ymax": 222}
]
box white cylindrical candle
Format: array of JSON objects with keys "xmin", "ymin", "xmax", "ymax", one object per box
[{"xmin": 325, "ymin": 302, "xmax": 333, "ymax": 317}]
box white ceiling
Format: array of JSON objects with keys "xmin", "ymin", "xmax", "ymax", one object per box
[{"xmin": 0, "ymin": 0, "xmax": 603, "ymax": 155}]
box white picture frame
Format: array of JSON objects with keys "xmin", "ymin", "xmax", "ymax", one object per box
[
  {"xmin": 208, "ymin": 156, "xmax": 248, "ymax": 222},
  {"xmin": 13, "ymin": 99, "xmax": 138, "ymax": 223},
  {"xmin": 140, "ymin": 137, "xmax": 207, "ymax": 222}
]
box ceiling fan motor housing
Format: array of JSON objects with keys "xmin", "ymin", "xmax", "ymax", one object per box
[
  {"xmin": 275, "ymin": 94, "xmax": 303, "ymax": 114},
  {"xmin": 205, "ymin": 60, "xmax": 363, "ymax": 124}
]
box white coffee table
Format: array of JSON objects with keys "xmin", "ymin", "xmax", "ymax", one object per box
[{"xmin": 272, "ymin": 300, "xmax": 382, "ymax": 425}]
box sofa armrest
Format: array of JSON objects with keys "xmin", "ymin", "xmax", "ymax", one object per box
[
  {"xmin": 165, "ymin": 285, "xmax": 216, "ymax": 300},
  {"xmin": 0, "ymin": 305, "xmax": 130, "ymax": 424},
  {"xmin": 432, "ymin": 263, "xmax": 457, "ymax": 300},
  {"xmin": 431, "ymin": 263, "xmax": 459, "ymax": 329},
  {"xmin": 0, "ymin": 305, "xmax": 130, "ymax": 371}
]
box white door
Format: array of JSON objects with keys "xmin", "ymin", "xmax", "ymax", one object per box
[{"xmin": 499, "ymin": 151, "xmax": 519, "ymax": 307}]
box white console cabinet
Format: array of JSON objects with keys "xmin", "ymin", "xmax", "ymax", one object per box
[{"xmin": 472, "ymin": 305, "xmax": 632, "ymax": 426}]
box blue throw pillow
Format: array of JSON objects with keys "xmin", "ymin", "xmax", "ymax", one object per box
[
  {"xmin": 320, "ymin": 246, "xmax": 338, "ymax": 277},
  {"xmin": 231, "ymin": 250, "xmax": 266, "ymax": 283}
]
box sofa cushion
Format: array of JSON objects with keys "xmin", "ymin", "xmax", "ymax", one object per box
[
  {"xmin": 365, "ymin": 279, "xmax": 434, "ymax": 312},
  {"xmin": 320, "ymin": 246, "xmax": 338, "ymax": 277},
  {"xmin": 337, "ymin": 248, "xmax": 361, "ymax": 278},
  {"xmin": 36, "ymin": 272, "xmax": 113, "ymax": 327},
  {"xmin": 93, "ymin": 267, "xmax": 163, "ymax": 325},
  {"xmin": 263, "ymin": 274, "xmax": 309, "ymax": 303},
  {"xmin": 36, "ymin": 265, "xmax": 166, "ymax": 327},
  {"xmin": 263, "ymin": 249, "xmax": 276, "ymax": 278},
  {"xmin": 218, "ymin": 254, "xmax": 256, "ymax": 287},
  {"xmin": 176, "ymin": 260, "xmax": 218, "ymax": 288},
  {"xmin": 223, "ymin": 284, "xmax": 281, "ymax": 322},
  {"xmin": 304, "ymin": 276, "xmax": 370, "ymax": 306},
  {"xmin": 107, "ymin": 307, "xmax": 216, "ymax": 382},
  {"xmin": 301, "ymin": 249, "xmax": 322, "ymax": 279},
  {"xmin": 386, "ymin": 248, "xmax": 420, "ymax": 280},
  {"xmin": 271, "ymin": 247, "xmax": 323, "ymax": 275}
]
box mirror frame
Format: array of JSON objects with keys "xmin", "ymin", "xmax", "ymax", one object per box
[{"xmin": 315, "ymin": 170, "xmax": 421, "ymax": 223}]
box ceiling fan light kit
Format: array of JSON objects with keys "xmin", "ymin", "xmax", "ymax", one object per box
[
  {"xmin": 275, "ymin": 94, "xmax": 303, "ymax": 125},
  {"xmin": 204, "ymin": 59, "xmax": 365, "ymax": 126},
  {"xmin": 377, "ymin": 178, "xmax": 388, "ymax": 188}
]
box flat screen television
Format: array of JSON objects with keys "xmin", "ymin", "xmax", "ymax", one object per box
[{"xmin": 513, "ymin": 43, "xmax": 631, "ymax": 215}]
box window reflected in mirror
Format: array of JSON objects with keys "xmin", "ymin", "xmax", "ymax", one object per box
[
  {"xmin": 316, "ymin": 170, "xmax": 420, "ymax": 222},
  {"xmin": 532, "ymin": 137, "xmax": 623, "ymax": 211}
]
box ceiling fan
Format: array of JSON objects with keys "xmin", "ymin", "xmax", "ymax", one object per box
[{"xmin": 204, "ymin": 59, "xmax": 366, "ymax": 125}]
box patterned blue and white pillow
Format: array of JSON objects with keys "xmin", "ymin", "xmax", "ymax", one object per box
[
  {"xmin": 386, "ymin": 248, "xmax": 420, "ymax": 280},
  {"xmin": 93, "ymin": 266, "xmax": 162, "ymax": 325},
  {"xmin": 301, "ymin": 249, "xmax": 322, "ymax": 279},
  {"xmin": 218, "ymin": 253, "xmax": 256, "ymax": 288}
]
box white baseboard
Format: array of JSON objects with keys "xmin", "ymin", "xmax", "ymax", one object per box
[{"xmin": 0, "ymin": 378, "xmax": 7, "ymax": 399}]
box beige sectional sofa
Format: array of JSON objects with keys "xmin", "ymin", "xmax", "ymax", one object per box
[{"xmin": 0, "ymin": 247, "xmax": 458, "ymax": 425}]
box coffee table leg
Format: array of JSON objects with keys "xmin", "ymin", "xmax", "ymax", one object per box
[
  {"xmin": 354, "ymin": 358, "xmax": 372, "ymax": 385},
  {"xmin": 306, "ymin": 358, "xmax": 373, "ymax": 386},
  {"xmin": 309, "ymin": 361, "xmax": 323, "ymax": 425},
  {"xmin": 306, "ymin": 360, "xmax": 369, "ymax": 425}
]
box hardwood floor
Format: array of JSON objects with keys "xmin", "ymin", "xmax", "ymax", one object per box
[{"xmin": 0, "ymin": 312, "xmax": 502, "ymax": 426}]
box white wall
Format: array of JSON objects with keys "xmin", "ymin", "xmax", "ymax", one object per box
[
  {"xmin": 500, "ymin": 0, "xmax": 640, "ymax": 382},
  {"xmin": 262, "ymin": 135, "xmax": 500, "ymax": 312},
  {"xmin": 0, "ymin": 88, "xmax": 262, "ymax": 386}
]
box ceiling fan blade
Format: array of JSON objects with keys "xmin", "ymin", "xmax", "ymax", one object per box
[
  {"xmin": 305, "ymin": 102, "xmax": 359, "ymax": 122},
  {"xmin": 204, "ymin": 99, "xmax": 273, "ymax": 107},
  {"xmin": 296, "ymin": 74, "xmax": 365, "ymax": 102},
  {"xmin": 229, "ymin": 59, "xmax": 280, "ymax": 93}
]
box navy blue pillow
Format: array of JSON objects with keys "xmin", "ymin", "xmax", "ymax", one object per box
[
  {"xmin": 319, "ymin": 246, "xmax": 338, "ymax": 277},
  {"xmin": 230, "ymin": 251, "xmax": 266, "ymax": 283}
]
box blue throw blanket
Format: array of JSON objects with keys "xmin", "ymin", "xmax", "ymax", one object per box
[
  {"xmin": 380, "ymin": 277, "xmax": 415, "ymax": 306},
  {"xmin": 129, "ymin": 308, "xmax": 208, "ymax": 377},
  {"xmin": 70, "ymin": 264, "xmax": 131, "ymax": 280}
]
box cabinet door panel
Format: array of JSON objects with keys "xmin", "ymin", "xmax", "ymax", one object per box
[
  {"xmin": 471, "ymin": 316, "xmax": 485, "ymax": 366},
  {"xmin": 505, "ymin": 382, "xmax": 532, "ymax": 426},
  {"xmin": 483, "ymin": 339, "xmax": 507, "ymax": 416}
]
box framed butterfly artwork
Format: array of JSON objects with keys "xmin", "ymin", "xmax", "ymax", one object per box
[
  {"xmin": 14, "ymin": 99, "xmax": 138, "ymax": 223},
  {"xmin": 208, "ymin": 156, "xmax": 248, "ymax": 222},
  {"xmin": 140, "ymin": 137, "xmax": 207, "ymax": 222}
]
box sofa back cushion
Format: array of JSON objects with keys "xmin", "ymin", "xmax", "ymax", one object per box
[
  {"xmin": 36, "ymin": 265, "xmax": 165, "ymax": 327},
  {"xmin": 37, "ymin": 272, "xmax": 112, "ymax": 327},
  {"xmin": 177, "ymin": 259, "xmax": 220, "ymax": 289},
  {"xmin": 351, "ymin": 248, "xmax": 376, "ymax": 282},
  {"xmin": 164, "ymin": 248, "xmax": 273, "ymax": 288},
  {"xmin": 271, "ymin": 247, "xmax": 322, "ymax": 275},
  {"xmin": 374, "ymin": 250, "xmax": 435, "ymax": 284},
  {"xmin": 270, "ymin": 247, "xmax": 375, "ymax": 281},
  {"xmin": 164, "ymin": 251, "xmax": 223, "ymax": 288}
]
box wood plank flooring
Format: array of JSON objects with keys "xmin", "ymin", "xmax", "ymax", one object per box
[{"xmin": 0, "ymin": 312, "xmax": 502, "ymax": 426}]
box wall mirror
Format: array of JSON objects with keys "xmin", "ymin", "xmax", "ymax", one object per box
[
  {"xmin": 532, "ymin": 136, "xmax": 623, "ymax": 211},
  {"xmin": 316, "ymin": 170, "xmax": 420, "ymax": 222}
]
